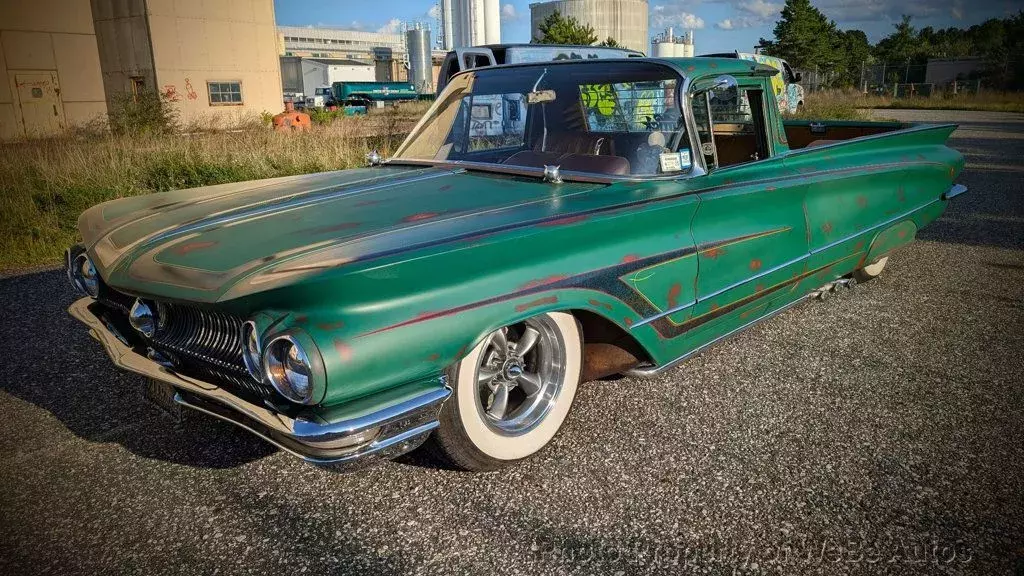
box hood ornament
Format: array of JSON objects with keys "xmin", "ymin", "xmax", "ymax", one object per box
[{"xmin": 542, "ymin": 165, "xmax": 562, "ymax": 184}]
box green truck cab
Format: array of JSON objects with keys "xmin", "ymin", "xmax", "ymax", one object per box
[{"xmin": 67, "ymin": 57, "xmax": 966, "ymax": 471}]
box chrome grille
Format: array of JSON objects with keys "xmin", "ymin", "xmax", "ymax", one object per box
[
  {"xmin": 98, "ymin": 289, "xmax": 276, "ymax": 401},
  {"xmin": 152, "ymin": 304, "xmax": 246, "ymax": 371}
]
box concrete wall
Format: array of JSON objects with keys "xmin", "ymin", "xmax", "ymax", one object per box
[
  {"xmin": 530, "ymin": 0, "xmax": 649, "ymax": 53},
  {"xmin": 0, "ymin": 0, "xmax": 106, "ymax": 138},
  {"xmin": 145, "ymin": 0, "xmax": 283, "ymax": 125}
]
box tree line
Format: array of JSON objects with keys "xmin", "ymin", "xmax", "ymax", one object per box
[{"xmin": 759, "ymin": 0, "xmax": 1024, "ymax": 89}]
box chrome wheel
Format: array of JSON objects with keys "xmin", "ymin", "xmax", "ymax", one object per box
[{"xmin": 474, "ymin": 317, "xmax": 566, "ymax": 436}]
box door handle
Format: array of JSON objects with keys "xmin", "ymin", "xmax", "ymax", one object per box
[{"xmin": 53, "ymin": 105, "xmax": 58, "ymax": 116}]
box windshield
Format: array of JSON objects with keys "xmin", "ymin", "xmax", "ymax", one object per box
[{"xmin": 393, "ymin": 61, "xmax": 691, "ymax": 177}]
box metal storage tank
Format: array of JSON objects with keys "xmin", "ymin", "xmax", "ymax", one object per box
[
  {"xmin": 530, "ymin": 0, "xmax": 649, "ymax": 54},
  {"xmin": 484, "ymin": 0, "xmax": 501, "ymax": 45},
  {"xmin": 442, "ymin": 0, "xmax": 455, "ymax": 50},
  {"xmin": 406, "ymin": 24, "xmax": 433, "ymax": 94},
  {"xmin": 651, "ymin": 40, "xmax": 674, "ymax": 58}
]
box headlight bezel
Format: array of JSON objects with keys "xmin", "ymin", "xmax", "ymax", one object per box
[
  {"xmin": 260, "ymin": 329, "xmax": 326, "ymax": 405},
  {"xmin": 66, "ymin": 247, "xmax": 100, "ymax": 299},
  {"xmin": 241, "ymin": 320, "xmax": 263, "ymax": 382}
]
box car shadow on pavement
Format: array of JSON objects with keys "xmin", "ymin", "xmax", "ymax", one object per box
[{"xmin": 0, "ymin": 268, "xmax": 276, "ymax": 469}]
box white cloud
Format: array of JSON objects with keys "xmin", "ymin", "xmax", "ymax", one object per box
[
  {"xmin": 651, "ymin": 5, "xmax": 706, "ymax": 30},
  {"xmin": 428, "ymin": 5, "xmax": 442, "ymax": 20},
  {"xmin": 501, "ymin": 3, "xmax": 518, "ymax": 21},
  {"xmin": 738, "ymin": 0, "xmax": 782, "ymax": 19},
  {"xmin": 377, "ymin": 18, "xmax": 402, "ymax": 34},
  {"xmin": 716, "ymin": 19, "xmax": 734, "ymax": 30}
]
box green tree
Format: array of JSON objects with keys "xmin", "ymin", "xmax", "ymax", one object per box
[
  {"xmin": 836, "ymin": 29, "xmax": 872, "ymax": 87},
  {"xmin": 599, "ymin": 36, "xmax": 620, "ymax": 48},
  {"xmin": 873, "ymin": 15, "xmax": 922, "ymax": 65},
  {"xmin": 760, "ymin": 0, "xmax": 840, "ymax": 72},
  {"xmin": 532, "ymin": 10, "xmax": 598, "ymax": 45}
]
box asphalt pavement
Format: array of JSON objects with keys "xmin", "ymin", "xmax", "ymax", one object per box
[{"xmin": 1, "ymin": 109, "xmax": 1022, "ymax": 575}]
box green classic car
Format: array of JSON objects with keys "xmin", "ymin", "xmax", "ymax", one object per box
[{"xmin": 67, "ymin": 57, "xmax": 967, "ymax": 471}]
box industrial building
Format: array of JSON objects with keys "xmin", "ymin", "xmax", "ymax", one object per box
[
  {"xmin": 440, "ymin": 0, "xmax": 502, "ymax": 50},
  {"xmin": 651, "ymin": 28, "xmax": 695, "ymax": 58},
  {"xmin": 278, "ymin": 23, "xmax": 445, "ymax": 97},
  {"xmin": 529, "ymin": 0, "xmax": 649, "ymax": 53},
  {"xmin": 1, "ymin": 0, "xmax": 283, "ymax": 139}
]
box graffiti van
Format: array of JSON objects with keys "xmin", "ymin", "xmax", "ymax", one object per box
[{"xmin": 700, "ymin": 52, "xmax": 805, "ymax": 114}]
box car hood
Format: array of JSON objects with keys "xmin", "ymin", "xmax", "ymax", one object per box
[{"xmin": 81, "ymin": 165, "xmax": 609, "ymax": 303}]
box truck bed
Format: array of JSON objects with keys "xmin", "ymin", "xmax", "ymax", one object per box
[{"xmin": 783, "ymin": 120, "xmax": 908, "ymax": 150}]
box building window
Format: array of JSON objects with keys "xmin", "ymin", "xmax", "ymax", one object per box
[
  {"xmin": 130, "ymin": 77, "xmax": 146, "ymax": 102},
  {"xmin": 208, "ymin": 81, "xmax": 242, "ymax": 105}
]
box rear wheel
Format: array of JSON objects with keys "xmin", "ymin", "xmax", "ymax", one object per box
[
  {"xmin": 431, "ymin": 312, "xmax": 582, "ymax": 471},
  {"xmin": 853, "ymin": 256, "xmax": 889, "ymax": 282}
]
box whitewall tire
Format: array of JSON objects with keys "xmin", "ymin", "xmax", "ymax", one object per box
[{"xmin": 431, "ymin": 311, "xmax": 582, "ymax": 471}]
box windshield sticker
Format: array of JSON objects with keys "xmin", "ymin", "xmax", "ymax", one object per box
[{"xmin": 659, "ymin": 150, "xmax": 692, "ymax": 173}]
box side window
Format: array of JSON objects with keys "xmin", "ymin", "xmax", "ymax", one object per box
[{"xmin": 691, "ymin": 83, "xmax": 770, "ymax": 169}]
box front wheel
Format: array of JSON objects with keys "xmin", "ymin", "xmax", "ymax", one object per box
[{"xmin": 431, "ymin": 312, "xmax": 582, "ymax": 471}]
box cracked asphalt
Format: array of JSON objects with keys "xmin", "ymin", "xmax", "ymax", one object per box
[{"xmin": 1, "ymin": 109, "xmax": 1022, "ymax": 575}]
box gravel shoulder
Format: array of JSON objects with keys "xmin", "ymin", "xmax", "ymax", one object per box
[{"xmin": 1, "ymin": 109, "xmax": 1022, "ymax": 575}]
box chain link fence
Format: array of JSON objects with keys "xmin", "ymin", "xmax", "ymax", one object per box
[{"xmin": 793, "ymin": 59, "xmax": 1010, "ymax": 97}]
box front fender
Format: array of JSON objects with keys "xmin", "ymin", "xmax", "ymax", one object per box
[{"xmin": 310, "ymin": 287, "xmax": 640, "ymax": 406}]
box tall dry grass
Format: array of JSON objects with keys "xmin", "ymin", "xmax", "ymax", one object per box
[
  {"xmin": 796, "ymin": 89, "xmax": 1024, "ymax": 115},
  {"xmin": 0, "ymin": 108, "xmax": 418, "ymax": 271}
]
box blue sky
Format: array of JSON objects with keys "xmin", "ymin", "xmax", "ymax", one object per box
[{"xmin": 273, "ymin": 1, "xmax": 1017, "ymax": 55}]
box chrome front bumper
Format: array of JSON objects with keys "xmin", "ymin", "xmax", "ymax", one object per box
[{"xmin": 68, "ymin": 297, "xmax": 450, "ymax": 469}]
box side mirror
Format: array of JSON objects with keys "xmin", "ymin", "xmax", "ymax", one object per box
[
  {"xmin": 794, "ymin": 72, "xmax": 803, "ymax": 83},
  {"xmin": 694, "ymin": 75, "xmax": 738, "ymax": 96}
]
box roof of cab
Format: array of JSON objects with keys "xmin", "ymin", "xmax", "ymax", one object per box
[{"xmin": 654, "ymin": 57, "xmax": 775, "ymax": 77}]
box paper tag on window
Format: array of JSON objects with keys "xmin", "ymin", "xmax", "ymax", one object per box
[{"xmin": 659, "ymin": 150, "xmax": 692, "ymax": 173}]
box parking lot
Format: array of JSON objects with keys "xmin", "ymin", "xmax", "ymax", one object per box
[{"xmin": 1, "ymin": 109, "xmax": 1022, "ymax": 575}]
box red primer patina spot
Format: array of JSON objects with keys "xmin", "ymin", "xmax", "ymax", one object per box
[
  {"xmin": 704, "ymin": 247, "xmax": 725, "ymax": 259},
  {"xmin": 294, "ymin": 314, "xmax": 308, "ymax": 325},
  {"xmin": 821, "ymin": 222, "xmax": 833, "ymax": 235},
  {"xmin": 749, "ymin": 259, "xmax": 763, "ymax": 271},
  {"xmin": 515, "ymin": 295, "xmax": 558, "ymax": 312},
  {"xmin": 710, "ymin": 303, "xmax": 721, "ymax": 311},
  {"xmin": 403, "ymin": 212, "xmax": 442, "ymax": 222},
  {"xmin": 621, "ymin": 254, "xmax": 640, "ymax": 263},
  {"xmin": 538, "ymin": 214, "xmax": 588, "ymax": 227},
  {"xmin": 898, "ymin": 229, "xmax": 907, "ymax": 239},
  {"xmin": 624, "ymin": 317, "xmax": 634, "ymax": 326},
  {"xmin": 667, "ymin": 283, "xmax": 682, "ymax": 308},
  {"xmin": 856, "ymin": 196, "xmax": 868, "ymax": 208},
  {"xmin": 427, "ymin": 353, "xmax": 441, "ymax": 362},
  {"xmin": 174, "ymin": 241, "xmax": 217, "ymax": 255},
  {"xmin": 333, "ymin": 339, "xmax": 353, "ymax": 361},
  {"xmin": 317, "ymin": 321, "xmax": 345, "ymax": 331},
  {"xmin": 755, "ymin": 283, "xmax": 765, "ymax": 292},
  {"xmin": 854, "ymin": 240, "xmax": 865, "ymax": 251},
  {"xmin": 519, "ymin": 275, "xmax": 569, "ymax": 290},
  {"xmin": 588, "ymin": 298, "xmax": 614, "ymax": 312}
]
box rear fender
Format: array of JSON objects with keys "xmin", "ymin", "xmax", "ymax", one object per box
[{"xmin": 864, "ymin": 220, "xmax": 917, "ymax": 265}]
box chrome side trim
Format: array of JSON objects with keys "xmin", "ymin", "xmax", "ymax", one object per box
[
  {"xmin": 942, "ymin": 184, "xmax": 967, "ymax": 200},
  {"xmin": 631, "ymin": 199, "xmax": 938, "ymax": 329},
  {"xmin": 626, "ymin": 294, "xmax": 811, "ymax": 377}
]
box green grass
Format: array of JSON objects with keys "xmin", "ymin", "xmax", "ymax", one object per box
[{"xmin": 797, "ymin": 90, "xmax": 1024, "ymax": 114}]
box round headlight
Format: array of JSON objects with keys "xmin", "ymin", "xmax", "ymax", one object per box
[
  {"xmin": 264, "ymin": 335, "xmax": 313, "ymax": 403},
  {"xmin": 73, "ymin": 253, "xmax": 100, "ymax": 298},
  {"xmin": 241, "ymin": 321, "xmax": 262, "ymax": 382},
  {"xmin": 129, "ymin": 298, "xmax": 158, "ymax": 337}
]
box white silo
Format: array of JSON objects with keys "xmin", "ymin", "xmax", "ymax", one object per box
[
  {"xmin": 442, "ymin": 0, "xmax": 454, "ymax": 50},
  {"xmin": 483, "ymin": 0, "xmax": 501, "ymax": 45}
]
